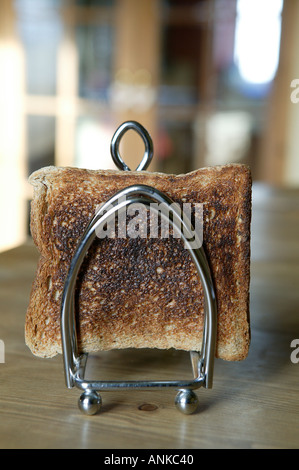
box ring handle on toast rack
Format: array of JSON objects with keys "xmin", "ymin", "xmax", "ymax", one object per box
[
  {"xmin": 110, "ymin": 120, "xmax": 153, "ymax": 171},
  {"xmin": 60, "ymin": 122, "xmax": 217, "ymax": 415}
]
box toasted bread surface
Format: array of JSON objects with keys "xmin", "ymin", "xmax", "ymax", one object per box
[{"xmin": 25, "ymin": 164, "xmax": 251, "ymax": 361}]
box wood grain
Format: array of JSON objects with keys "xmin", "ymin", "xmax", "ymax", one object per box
[{"xmin": 0, "ymin": 183, "xmax": 299, "ymax": 449}]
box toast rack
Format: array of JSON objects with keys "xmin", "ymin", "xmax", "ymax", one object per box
[{"xmin": 60, "ymin": 121, "xmax": 217, "ymax": 415}]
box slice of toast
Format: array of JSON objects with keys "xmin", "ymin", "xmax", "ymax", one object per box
[{"xmin": 25, "ymin": 164, "xmax": 251, "ymax": 361}]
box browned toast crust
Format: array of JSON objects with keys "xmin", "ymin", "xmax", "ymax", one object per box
[{"xmin": 25, "ymin": 164, "xmax": 251, "ymax": 361}]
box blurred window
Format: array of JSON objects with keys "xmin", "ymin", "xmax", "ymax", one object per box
[
  {"xmin": 76, "ymin": 24, "xmax": 115, "ymax": 101},
  {"xmin": 15, "ymin": 0, "xmax": 62, "ymax": 95},
  {"xmin": 234, "ymin": 0, "xmax": 283, "ymax": 85},
  {"xmin": 75, "ymin": 0, "xmax": 115, "ymax": 5}
]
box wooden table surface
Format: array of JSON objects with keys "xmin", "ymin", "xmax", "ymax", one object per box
[{"xmin": 0, "ymin": 183, "xmax": 298, "ymax": 449}]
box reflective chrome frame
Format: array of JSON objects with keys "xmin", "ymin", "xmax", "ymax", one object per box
[{"xmin": 60, "ymin": 122, "xmax": 217, "ymax": 414}]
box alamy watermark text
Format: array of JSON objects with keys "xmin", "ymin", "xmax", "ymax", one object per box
[
  {"xmin": 290, "ymin": 79, "xmax": 299, "ymax": 103},
  {"xmin": 95, "ymin": 197, "xmax": 204, "ymax": 249},
  {"xmin": 290, "ymin": 339, "xmax": 299, "ymax": 364},
  {"xmin": 0, "ymin": 340, "xmax": 4, "ymax": 363}
]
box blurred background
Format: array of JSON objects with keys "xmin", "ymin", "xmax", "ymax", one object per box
[{"xmin": 0, "ymin": 0, "xmax": 298, "ymax": 252}]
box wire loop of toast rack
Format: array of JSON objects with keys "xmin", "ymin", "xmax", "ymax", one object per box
[
  {"xmin": 60, "ymin": 122, "xmax": 217, "ymax": 415},
  {"xmin": 110, "ymin": 120, "xmax": 154, "ymax": 171}
]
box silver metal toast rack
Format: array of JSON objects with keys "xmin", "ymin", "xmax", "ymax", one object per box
[{"xmin": 60, "ymin": 121, "xmax": 217, "ymax": 415}]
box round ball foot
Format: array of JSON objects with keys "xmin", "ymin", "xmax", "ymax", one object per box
[
  {"xmin": 175, "ymin": 389, "xmax": 199, "ymax": 415},
  {"xmin": 78, "ymin": 390, "xmax": 102, "ymax": 416}
]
